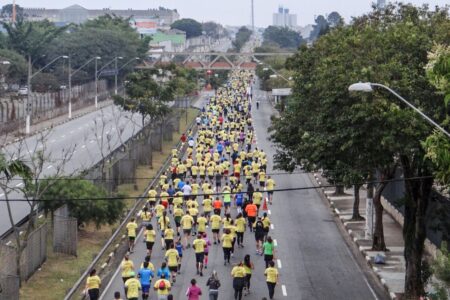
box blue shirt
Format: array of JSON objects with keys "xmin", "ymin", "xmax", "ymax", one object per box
[
  {"xmin": 157, "ymin": 267, "xmax": 170, "ymax": 279},
  {"xmin": 177, "ymin": 181, "xmax": 185, "ymax": 190},
  {"xmin": 176, "ymin": 243, "xmax": 183, "ymax": 256},
  {"xmin": 235, "ymin": 193, "xmax": 244, "ymax": 206},
  {"xmin": 167, "ymin": 187, "xmax": 176, "ymax": 197},
  {"xmin": 138, "ymin": 268, "xmax": 153, "ymax": 286}
]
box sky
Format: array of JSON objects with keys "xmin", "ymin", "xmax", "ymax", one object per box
[{"xmin": 13, "ymin": 0, "xmax": 450, "ymax": 27}]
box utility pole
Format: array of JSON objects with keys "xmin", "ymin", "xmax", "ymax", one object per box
[
  {"xmin": 251, "ymin": 0, "xmax": 255, "ymax": 32},
  {"xmin": 26, "ymin": 55, "xmax": 31, "ymax": 134}
]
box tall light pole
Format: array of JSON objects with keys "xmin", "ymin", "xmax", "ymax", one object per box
[
  {"xmin": 251, "ymin": 0, "xmax": 255, "ymax": 32},
  {"xmin": 114, "ymin": 56, "xmax": 123, "ymax": 95},
  {"xmin": 94, "ymin": 56, "xmax": 101, "ymax": 108},
  {"xmin": 68, "ymin": 56, "xmax": 102, "ymax": 118},
  {"xmin": 26, "ymin": 55, "xmax": 68, "ymax": 134},
  {"xmin": 348, "ymin": 82, "xmax": 450, "ymax": 139},
  {"xmin": 116, "ymin": 57, "xmax": 140, "ymax": 94}
]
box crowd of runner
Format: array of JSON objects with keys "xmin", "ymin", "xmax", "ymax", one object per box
[{"xmin": 85, "ymin": 70, "xmax": 280, "ymax": 300}]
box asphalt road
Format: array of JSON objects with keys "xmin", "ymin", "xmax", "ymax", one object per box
[
  {"xmin": 100, "ymin": 85, "xmax": 388, "ymax": 300},
  {"xmin": 0, "ymin": 105, "xmax": 143, "ymax": 237}
]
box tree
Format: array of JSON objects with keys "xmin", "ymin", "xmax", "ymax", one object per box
[
  {"xmin": 1, "ymin": 4, "xmax": 24, "ymax": 21},
  {"xmin": 171, "ymin": 18, "xmax": 202, "ymax": 39},
  {"xmin": 327, "ymin": 11, "xmax": 343, "ymax": 27},
  {"xmin": 270, "ymin": 4, "xmax": 449, "ymax": 298},
  {"xmin": 0, "ymin": 48, "xmax": 27, "ymax": 84},
  {"xmin": 202, "ymin": 21, "xmax": 227, "ymax": 39},
  {"xmin": 263, "ymin": 26, "xmax": 305, "ymax": 49},
  {"xmin": 38, "ymin": 177, "xmax": 124, "ymax": 228},
  {"xmin": 233, "ymin": 26, "xmax": 252, "ymax": 52},
  {"xmin": 309, "ymin": 15, "xmax": 329, "ymax": 41}
]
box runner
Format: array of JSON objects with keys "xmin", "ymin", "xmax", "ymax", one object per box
[
  {"xmin": 235, "ymin": 213, "xmax": 246, "ymax": 248},
  {"xmin": 193, "ymin": 233, "xmax": 207, "ymax": 276},
  {"xmin": 263, "ymin": 236, "xmax": 275, "ymax": 268},
  {"xmin": 266, "ymin": 176, "xmax": 276, "ymax": 204},
  {"xmin": 165, "ymin": 243, "xmax": 180, "ymax": 283},
  {"xmin": 153, "ymin": 273, "xmax": 171, "ymax": 300},
  {"xmin": 264, "ymin": 260, "xmax": 279, "ymax": 300},
  {"xmin": 180, "ymin": 212, "xmax": 194, "ymax": 248},
  {"xmin": 138, "ymin": 262, "xmax": 154, "ymax": 300},
  {"xmin": 206, "ymin": 270, "xmax": 221, "ymax": 300},
  {"xmin": 254, "ymin": 217, "xmax": 265, "ymax": 255},
  {"xmin": 126, "ymin": 218, "xmax": 138, "ymax": 253},
  {"xmin": 85, "ymin": 269, "xmax": 101, "ymax": 300},
  {"xmin": 210, "ymin": 212, "xmax": 222, "ymax": 244},
  {"xmin": 221, "ymin": 228, "xmax": 233, "ymax": 265},
  {"xmin": 231, "ymin": 262, "xmax": 246, "ymax": 300},
  {"xmin": 243, "ymin": 254, "xmax": 254, "ymax": 295},
  {"xmin": 186, "ymin": 278, "xmax": 203, "ymax": 300},
  {"xmin": 121, "ymin": 254, "xmax": 135, "ymax": 284},
  {"xmin": 202, "ymin": 232, "xmax": 212, "ymax": 269},
  {"xmin": 245, "ymin": 201, "xmax": 257, "ymax": 232},
  {"xmin": 145, "ymin": 224, "xmax": 156, "ymax": 258},
  {"xmin": 124, "ymin": 273, "xmax": 141, "ymax": 300}
]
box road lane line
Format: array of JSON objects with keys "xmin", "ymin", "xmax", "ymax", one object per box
[
  {"xmin": 270, "ymin": 224, "xmax": 274, "ymax": 230},
  {"xmin": 46, "ymin": 165, "xmax": 53, "ymax": 169},
  {"xmin": 15, "ymin": 183, "xmax": 23, "ymax": 187},
  {"xmin": 277, "ymin": 259, "xmax": 282, "ymax": 268},
  {"xmin": 268, "ymin": 209, "xmax": 271, "ymax": 215},
  {"xmin": 61, "ymin": 135, "xmax": 66, "ymax": 138},
  {"xmin": 282, "ymin": 285, "xmax": 287, "ymax": 296},
  {"xmin": 81, "ymin": 145, "xmax": 86, "ymax": 149},
  {"xmin": 273, "ymin": 239, "xmax": 278, "ymax": 247},
  {"xmin": 0, "ymin": 193, "xmax": 4, "ymax": 197}
]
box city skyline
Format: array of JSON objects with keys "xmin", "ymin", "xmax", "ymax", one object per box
[{"xmin": 11, "ymin": 0, "xmax": 450, "ymax": 27}]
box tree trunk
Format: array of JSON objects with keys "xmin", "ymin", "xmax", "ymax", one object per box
[
  {"xmin": 334, "ymin": 185, "xmax": 345, "ymax": 196},
  {"xmin": 372, "ymin": 181, "xmax": 387, "ymax": 251},
  {"xmin": 160, "ymin": 119, "xmax": 164, "ymax": 154},
  {"xmin": 401, "ymin": 155, "xmax": 433, "ymax": 299},
  {"xmin": 351, "ymin": 184, "xmax": 364, "ymax": 221}
]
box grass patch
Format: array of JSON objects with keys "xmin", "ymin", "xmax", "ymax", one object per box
[{"xmin": 19, "ymin": 107, "xmax": 199, "ymax": 299}]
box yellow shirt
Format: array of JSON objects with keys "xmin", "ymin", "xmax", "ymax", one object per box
[
  {"xmin": 265, "ymin": 267, "xmax": 279, "ymax": 283},
  {"xmin": 160, "ymin": 192, "xmax": 169, "ymax": 202},
  {"xmin": 231, "ymin": 266, "xmax": 246, "ymax": 278},
  {"xmin": 164, "ymin": 228, "xmax": 174, "ymax": 240},
  {"xmin": 126, "ymin": 222, "xmax": 138, "ymax": 237},
  {"xmin": 253, "ymin": 192, "xmax": 263, "ymax": 205},
  {"xmin": 154, "ymin": 279, "xmax": 171, "ymax": 295},
  {"xmin": 121, "ymin": 260, "xmax": 134, "ymax": 277},
  {"xmin": 148, "ymin": 189, "xmax": 157, "ymax": 202},
  {"xmin": 266, "ymin": 179, "xmax": 275, "ymax": 190},
  {"xmin": 125, "ymin": 278, "xmax": 141, "ymax": 298},
  {"xmin": 197, "ymin": 217, "xmax": 208, "ymax": 233},
  {"xmin": 202, "ymin": 199, "xmax": 212, "ymax": 212},
  {"xmin": 235, "ymin": 217, "xmax": 246, "ymax": 233},
  {"xmin": 181, "ymin": 215, "xmax": 194, "ymax": 229},
  {"xmin": 165, "ymin": 249, "xmax": 179, "ymax": 267},
  {"xmin": 210, "ymin": 214, "xmax": 221, "ymax": 229},
  {"xmin": 159, "ymin": 216, "xmax": 170, "ymax": 231},
  {"xmin": 155, "ymin": 204, "xmax": 165, "ymax": 217},
  {"xmin": 262, "ymin": 217, "xmax": 271, "ymax": 229},
  {"xmin": 193, "ymin": 238, "xmax": 207, "ymax": 253},
  {"xmin": 86, "ymin": 275, "xmax": 101, "ymax": 289},
  {"xmin": 141, "ymin": 211, "xmax": 151, "ymax": 222},
  {"xmin": 221, "ymin": 233, "xmax": 233, "ymax": 248},
  {"xmin": 146, "ymin": 229, "xmax": 156, "ymax": 242},
  {"xmin": 191, "ymin": 165, "xmax": 199, "ymax": 175}
]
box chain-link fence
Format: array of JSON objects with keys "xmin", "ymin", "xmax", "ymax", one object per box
[
  {"xmin": 0, "ymin": 275, "xmax": 19, "ymax": 300},
  {"xmin": 53, "ymin": 205, "xmax": 78, "ymax": 256}
]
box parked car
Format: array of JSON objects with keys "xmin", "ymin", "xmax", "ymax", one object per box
[{"xmin": 18, "ymin": 87, "xmax": 28, "ymax": 96}]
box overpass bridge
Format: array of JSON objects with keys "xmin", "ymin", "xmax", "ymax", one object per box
[{"xmin": 138, "ymin": 51, "xmax": 295, "ymax": 71}]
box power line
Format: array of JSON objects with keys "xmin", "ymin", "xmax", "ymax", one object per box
[{"xmin": 0, "ymin": 175, "xmax": 433, "ymax": 202}]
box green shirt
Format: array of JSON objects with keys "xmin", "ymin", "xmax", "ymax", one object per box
[{"xmin": 263, "ymin": 241, "xmax": 274, "ymax": 255}]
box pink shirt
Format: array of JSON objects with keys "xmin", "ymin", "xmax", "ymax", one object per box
[{"xmin": 186, "ymin": 285, "xmax": 202, "ymax": 300}]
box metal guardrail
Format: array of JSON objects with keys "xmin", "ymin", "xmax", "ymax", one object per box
[{"xmin": 65, "ymin": 105, "xmax": 202, "ymax": 300}]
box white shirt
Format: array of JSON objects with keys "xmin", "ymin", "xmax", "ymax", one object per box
[{"xmin": 182, "ymin": 184, "xmax": 192, "ymax": 196}]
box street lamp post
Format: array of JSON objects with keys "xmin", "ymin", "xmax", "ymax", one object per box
[
  {"xmin": 68, "ymin": 56, "xmax": 102, "ymax": 118},
  {"xmin": 94, "ymin": 56, "xmax": 101, "ymax": 108},
  {"xmin": 26, "ymin": 55, "xmax": 68, "ymax": 134},
  {"xmin": 114, "ymin": 56, "xmax": 123, "ymax": 95},
  {"xmin": 116, "ymin": 57, "xmax": 140, "ymax": 95},
  {"xmin": 348, "ymin": 82, "xmax": 450, "ymax": 138}
]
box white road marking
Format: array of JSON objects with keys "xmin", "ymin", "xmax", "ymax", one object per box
[
  {"xmin": 282, "ymin": 285, "xmax": 287, "ymax": 296},
  {"xmin": 46, "ymin": 165, "xmax": 53, "ymax": 169},
  {"xmin": 15, "ymin": 182, "xmax": 23, "ymax": 187},
  {"xmin": 268, "ymin": 209, "xmax": 271, "ymax": 215},
  {"xmin": 273, "ymin": 239, "xmax": 278, "ymax": 247},
  {"xmin": 90, "ymin": 140, "xmax": 95, "ymax": 144},
  {"xmin": 277, "ymin": 259, "xmax": 282, "ymax": 268},
  {"xmin": 0, "ymin": 193, "xmax": 4, "ymax": 197},
  {"xmin": 270, "ymin": 224, "xmax": 274, "ymax": 230},
  {"xmin": 81, "ymin": 145, "xmax": 86, "ymax": 149},
  {"xmin": 6, "ymin": 241, "xmax": 12, "ymax": 246},
  {"xmin": 73, "ymin": 150, "xmax": 77, "ymax": 153}
]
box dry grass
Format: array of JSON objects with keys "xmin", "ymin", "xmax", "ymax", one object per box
[{"xmin": 19, "ymin": 107, "xmax": 199, "ymax": 299}]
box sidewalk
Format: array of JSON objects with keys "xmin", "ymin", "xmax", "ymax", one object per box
[
  {"xmin": 1, "ymin": 100, "xmax": 113, "ymax": 147},
  {"xmin": 311, "ymin": 172, "xmax": 405, "ymax": 299}
]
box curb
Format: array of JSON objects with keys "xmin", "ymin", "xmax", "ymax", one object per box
[{"xmin": 311, "ymin": 172, "xmax": 397, "ymax": 300}]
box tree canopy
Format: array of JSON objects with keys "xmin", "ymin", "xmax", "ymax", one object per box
[
  {"xmin": 232, "ymin": 26, "xmax": 252, "ymax": 52},
  {"xmin": 263, "ymin": 26, "xmax": 305, "ymax": 49},
  {"xmin": 171, "ymin": 18, "xmax": 203, "ymax": 39}
]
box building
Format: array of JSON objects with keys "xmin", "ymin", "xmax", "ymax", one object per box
[
  {"xmin": 149, "ymin": 29, "xmax": 186, "ymax": 52},
  {"xmin": 21, "ymin": 5, "xmax": 179, "ymax": 26},
  {"xmin": 272, "ymin": 6, "xmax": 297, "ymax": 28},
  {"xmin": 129, "ymin": 17, "xmax": 158, "ymax": 37}
]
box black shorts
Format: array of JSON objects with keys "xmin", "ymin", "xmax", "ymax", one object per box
[
  {"xmin": 255, "ymin": 234, "xmax": 264, "ymax": 242},
  {"xmin": 175, "ymin": 218, "xmax": 181, "ymax": 227},
  {"xmin": 208, "ymin": 175, "xmax": 214, "ymax": 181},
  {"xmin": 146, "ymin": 241, "xmax": 154, "ymax": 250},
  {"xmin": 128, "ymin": 236, "xmax": 135, "ymax": 242},
  {"xmin": 212, "ymin": 228, "xmax": 220, "ymax": 234},
  {"xmin": 168, "ymin": 198, "xmax": 173, "ymax": 205},
  {"xmin": 165, "ymin": 239, "xmax": 174, "ymax": 249},
  {"xmin": 200, "ymin": 175, "xmax": 205, "ymax": 180},
  {"xmin": 268, "ymin": 191, "xmax": 274, "ymax": 195},
  {"xmin": 169, "ymin": 266, "xmax": 178, "ymax": 273},
  {"xmin": 264, "ymin": 254, "xmax": 274, "ymax": 262},
  {"xmin": 248, "ymin": 216, "xmax": 256, "ymax": 224},
  {"xmin": 195, "ymin": 253, "xmax": 205, "ymax": 263},
  {"xmin": 183, "ymin": 229, "xmax": 192, "ymax": 235}
]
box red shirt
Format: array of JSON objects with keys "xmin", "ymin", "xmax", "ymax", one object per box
[{"xmin": 245, "ymin": 204, "xmax": 257, "ymax": 217}]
